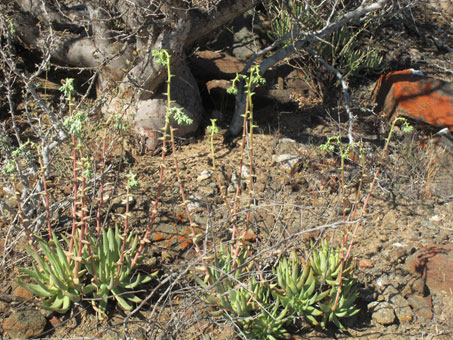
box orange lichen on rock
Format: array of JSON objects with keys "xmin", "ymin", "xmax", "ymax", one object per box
[{"xmin": 372, "ymin": 69, "xmax": 453, "ymax": 131}]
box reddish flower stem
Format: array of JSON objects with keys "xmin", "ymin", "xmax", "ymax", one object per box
[
  {"xmin": 68, "ymin": 135, "xmax": 79, "ymax": 258},
  {"xmin": 96, "ymin": 136, "xmax": 107, "ymax": 235}
]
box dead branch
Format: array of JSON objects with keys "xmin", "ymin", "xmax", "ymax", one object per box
[{"xmin": 228, "ymin": 0, "xmax": 389, "ymax": 137}]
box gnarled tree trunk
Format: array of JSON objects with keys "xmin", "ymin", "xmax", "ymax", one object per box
[{"xmin": 1, "ymin": 0, "xmax": 260, "ymax": 148}]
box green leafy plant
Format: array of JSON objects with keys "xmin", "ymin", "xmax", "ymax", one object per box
[
  {"xmin": 196, "ymin": 245, "xmax": 291, "ymax": 340},
  {"xmin": 272, "ymin": 251, "xmax": 327, "ymax": 326},
  {"xmin": 272, "ymin": 245, "xmax": 359, "ymax": 330},
  {"xmin": 1, "ymin": 139, "xmax": 36, "ymax": 176},
  {"xmin": 152, "ymin": 48, "xmax": 193, "ymax": 128},
  {"xmin": 267, "ymin": 0, "xmax": 383, "ymax": 98},
  {"xmin": 310, "ymin": 240, "xmax": 351, "ymax": 286},
  {"xmin": 197, "ymin": 62, "xmax": 362, "ymax": 338},
  {"xmin": 16, "ymin": 165, "xmax": 156, "ymax": 318},
  {"xmin": 242, "ymin": 296, "xmax": 290, "ymax": 340},
  {"xmin": 196, "ymin": 244, "xmax": 251, "ymax": 306},
  {"xmin": 314, "ymin": 117, "xmax": 414, "ymax": 329},
  {"xmin": 197, "ymin": 242, "xmax": 360, "ymax": 338},
  {"xmin": 227, "ymin": 65, "xmax": 265, "ymax": 241},
  {"xmin": 147, "ymin": 48, "xmax": 203, "ymax": 264},
  {"xmin": 7, "ymin": 18, "xmax": 15, "ymax": 35},
  {"xmin": 318, "ymin": 277, "xmax": 359, "ymax": 329},
  {"xmin": 18, "ymin": 233, "xmax": 94, "ymax": 313},
  {"xmin": 87, "ymin": 225, "xmax": 157, "ymax": 319},
  {"xmin": 267, "ymin": 0, "xmax": 310, "ymax": 46},
  {"xmin": 59, "ymin": 78, "xmax": 75, "ymax": 101},
  {"xmin": 13, "ymin": 77, "xmax": 159, "ymax": 319},
  {"xmin": 317, "ymin": 22, "xmax": 383, "ymax": 80},
  {"xmin": 63, "ymin": 110, "xmax": 89, "ymax": 136},
  {"xmin": 310, "ymin": 240, "xmax": 359, "ymax": 329}
]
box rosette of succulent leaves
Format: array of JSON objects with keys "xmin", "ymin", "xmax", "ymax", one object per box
[{"xmin": 86, "ymin": 225, "xmax": 158, "ymax": 319}]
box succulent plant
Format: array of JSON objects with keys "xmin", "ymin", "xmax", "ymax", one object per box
[
  {"xmin": 86, "ymin": 225, "xmax": 157, "ymax": 319},
  {"xmin": 195, "ymin": 244, "xmax": 250, "ymax": 307},
  {"xmin": 18, "ymin": 226, "xmax": 157, "ymax": 320},
  {"xmin": 273, "ymin": 251, "xmax": 328, "ymax": 326},
  {"xmin": 196, "ymin": 245, "xmax": 290, "ymax": 339},
  {"xmin": 242, "ymin": 296, "xmax": 290, "ymax": 340},
  {"xmin": 310, "ymin": 239, "xmax": 352, "ymax": 286},
  {"xmin": 318, "ymin": 279, "xmax": 359, "ymax": 329},
  {"xmin": 196, "ymin": 241, "xmax": 360, "ymax": 338},
  {"xmin": 310, "ymin": 240, "xmax": 359, "ymax": 329},
  {"xmin": 17, "ymin": 233, "xmax": 94, "ymax": 313}
]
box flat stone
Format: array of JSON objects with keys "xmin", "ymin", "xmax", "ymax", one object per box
[
  {"xmin": 411, "ymin": 278, "xmax": 426, "ymax": 295},
  {"xmin": 111, "ymin": 195, "xmax": 135, "ymax": 214},
  {"xmin": 381, "ymin": 210, "xmax": 398, "ymax": 229},
  {"xmin": 206, "ymin": 79, "xmax": 232, "ymax": 98},
  {"xmin": 0, "ymin": 300, "xmax": 8, "ymax": 313},
  {"xmin": 103, "ymin": 329, "xmax": 121, "ymax": 340},
  {"xmin": 276, "ymin": 138, "xmax": 300, "ymax": 154},
  {"xmin": 49, "ymin": 315, "xmax": 62, "ymax": 328},
  {"xmin": 358, "ymin": 259, "xmax": 374, "ymax": 268},
  {"xmin": 198, "ymin": 184, "xmax": 217, "ymax": 197},
  {"xmin": 406, "ymin": 294, "xmax": 433, "ymax": 322},
  {"xmin": 151, "ymin": 217, "xmax": 204, "ymax": 252},
  {"xmin": 390, "ymin": 294, "xmax": 413, "ymax": 323},
  {"xmin": 375, "ymin": 274, "xmax": 392, "ymax": 291},
  {"xmin": 187, "ymin": 194, "xmax": 203, "ymax": 212},
  {"xmin": 382, "ymin": 285, "xmax": 399, "ymax": 300},
  {"xmin": 232, "ymin": 26, "xmax": 260, "ymax": 60},
  {"xmin": 369, "ymin": 301, "xmax": 396, "ymax": 325},
  {"xmin": 197, "ymin": 170, "xmax": 213, "ymax": 183},
  {"xmin": 190, "ymin": 50, "xmax": 244, "ymax": 79},
  {"xmin": 2, "ymin": 308, "xmax": 46, "ymax": 339},
  {"xmin": 272, "ymin": 154, "xmax": 302, "ymax": 173},
  {"xmin": 390, "ymin": 245, "xmax": 408, "ymax": 264},
  {"xmin": 430, "ymin": 214, "xmax": 442, "ymax": 222},
  {"xmin": 241, "ymin": 165, "xmax": 250, "ymax": 179},
  {"xmin": 427, "ymin": 153, "xmax": 453, "ymax": 198},
  {"xmin": 129, "ymin": 328, "xmax": 147, "ymax": 340}
]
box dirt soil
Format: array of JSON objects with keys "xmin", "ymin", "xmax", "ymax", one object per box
[{"xmin": 1, "ymin": 3, "xmax": 453, "ymax": 340}]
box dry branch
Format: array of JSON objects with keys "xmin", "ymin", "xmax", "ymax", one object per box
[{"xmin": 227, "ymin": 0, "xmax": 389, "ymax": 137}]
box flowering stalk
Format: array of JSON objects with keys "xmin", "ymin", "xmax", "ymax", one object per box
[
  {"xmin": 117, "ymin": 171, "xmax": 137, "ymax": 280},
  {"xmin": 132, "ymin": 49, "xmax": 199, "ymax": 267},
  {"xmin": 37, "ymin": 150, "xmax": 53, "ymax": 241},
  {"xmin": 95, "ymin": 135, "xmax": 107, "ymax": 235},
  {"xmin": 331, "ymin": 117, "xmax": 413, "ymax": 311}
]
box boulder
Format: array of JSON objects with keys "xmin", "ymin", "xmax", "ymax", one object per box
[
  {"xmin": 2, "ymin": 309, "xmax": 46, "ymax": 339},
  {"xmin": 406, "ymin": 244, "xmax": 453, "ymax": 294},
  {"xmin": 133, "ymin": 63, "xmax": 203, "ymax": 150},
  {"xmin": 371, "ymin": 69, "xmax": 453, "ymax": 131}
]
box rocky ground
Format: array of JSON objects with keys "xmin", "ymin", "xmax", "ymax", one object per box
[{"xmin": 1, "ymin": 2, "xmax": 453, "ymax": 340}]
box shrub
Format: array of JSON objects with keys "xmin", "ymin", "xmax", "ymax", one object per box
[
  {"xmin": 196, "ymin": 242, "xmax": 359, "ymax": 339},
  {"xmin": 266, "ymin": 0, "xmax": 383, "ymax": 98}
]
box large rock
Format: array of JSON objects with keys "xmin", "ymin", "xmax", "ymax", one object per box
[
  {"xmin": 406, "ymin": 294, "xmax": 433, "ymax": 322},
  {"xmin": 371, "ymin": 69, "xmax": 453, "ymax": 131},
  {"xmin": 134, "ymin": 63, "xmax": 203, "ymax": 150},
  {"xmin": 406, "ymin": 244, "xmax": 453, "ymax": 294},
  {"xmin": 390, "ymin": 294, "xmax": 413, "ymax": 323},
  {"xmin": 107, "ymin": 62, "xmax": 203, "ymax": 151},
  {"xmin": 2, "ymin": 308, "xmax": 46, "ymax": 339}
]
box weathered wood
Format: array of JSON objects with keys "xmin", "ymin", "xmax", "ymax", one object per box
[{"xmin": 3, "ymin": 0, "xmax": 260, "ymax": 149}]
